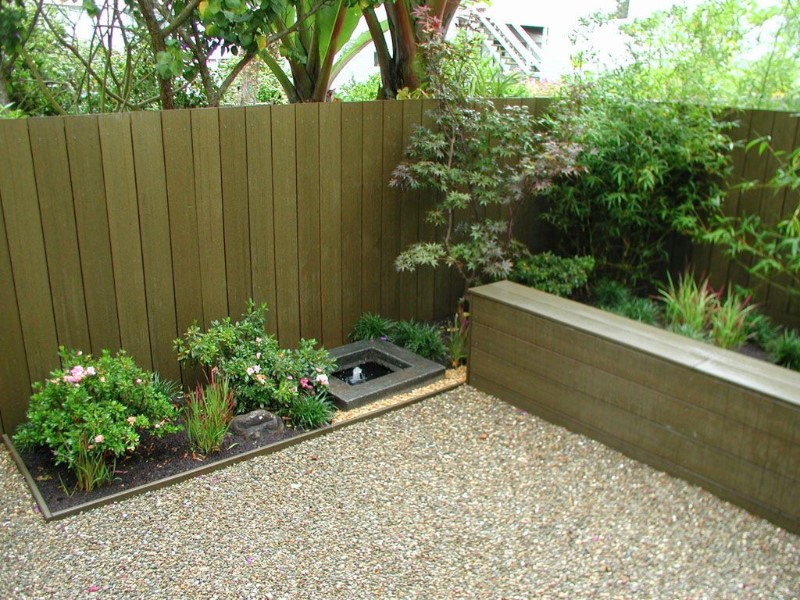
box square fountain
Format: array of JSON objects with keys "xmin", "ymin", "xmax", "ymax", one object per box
[{"xmin": 327, "ymin": 340, "xmax": 445, "ymax": 410}]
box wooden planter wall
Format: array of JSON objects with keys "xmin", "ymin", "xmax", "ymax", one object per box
[{"xmin": 468, "ymin": 281, "xmax": 800, "ymax": 534}]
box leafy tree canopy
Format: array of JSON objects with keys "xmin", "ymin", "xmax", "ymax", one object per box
[{"xmin": 570, "ymin": 0, "xmax": 799, "ymax": 111}]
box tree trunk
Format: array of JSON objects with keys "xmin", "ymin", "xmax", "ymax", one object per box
[
  {"xmin": 135, "ymin": 0, "xmax": 175, "ymax": 110},
  {"xmin": 0, "ymin": 69, "xmax": 12, "ymax": 107}
]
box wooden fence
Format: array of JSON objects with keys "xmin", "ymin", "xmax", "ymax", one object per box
[
  {"xmin": 0, "ymin": 99, "xmax": 796, "ymax": 434},
  {"xmin": 692, "ymin": 108, "xmax": 800, "ymax": 329},
  {"xmin": 0, "ymin": 98, "xmax": 552, "ymax": 434}
]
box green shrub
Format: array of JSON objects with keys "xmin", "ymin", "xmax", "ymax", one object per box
[
  {"xmin": 658, "ymin": 273, "xmax": 755, "ymax": 350},
  {"xmin": 592, "ymin": 279, "xmax": 661, "ymax": 325},
  {"xmin": 592, "ymin": 278, "xmax": 633, "ymax": 310},
  {"xmin": 350, "ymin": 314, "xmax": 447, "ymax": 362},
  {"xmin": 616, "ymin": 296, "xmax": 662, "ymax": 325},
  {"xmin": 350, "ymin": 313, "xmax": 396, "ymax": 342},
  {"xmin": 746, "ymin": 312, "xmax": 781, "ymax": 350},
  {"xmin": 151, "ymin": 372, "xmax": 182, "ymax": 400},
  {"xmin": 288, "ymin": 392, "xmax": 334, "ymax": 430},
  {"xmin": 510, "ymin": 252, "xmax": 595, "ymax": 297},
  {"xmin": 14, "ymin": 348, "xmax": 181, "ymax": 491},
  {"xmin": 184, "ymin": 373, "xmax": 235, "ymax": 455},
  {"xmin": 335, "ymin": 73, "xmax": 382, "ymax": 102},
  {"xmin": 768, "ymin": 330, "xmax": 800, "ymax": 371},
  {"xmin": 393, "ymin": 321, "xmax": 447, "ymax": 363},
  {"xmin": 174, "ymin": 301, "xmax": 336, "ymax": 426},
  {"xmin": 709, "ymin": 291, "xmax": 755, "ymax": 350},
  {"xmin": 659, "ymin": 273, "xmax": 717, "ymax": 339},
  {"xmin": 543, "ymin": 89, "xmax": 732, "ymax": 288}
]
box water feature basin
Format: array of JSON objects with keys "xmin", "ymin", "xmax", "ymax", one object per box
[{"xmin": 326, "ymin": 340, "xmax": 446, "ymax": 410}]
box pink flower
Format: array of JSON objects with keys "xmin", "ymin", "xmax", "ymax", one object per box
[
  {"xmin": 93, "ymin": 435, "xmax": 104, "ymax": 444},
  {"xmin": 315, "ymin": 367, "xmax": 323, "ymax": 373},
  {"xmin": 246, "ymin": 367, "xmax": 254, "ymax": 376},
  {"xmin": 286, "ymin": 375, "xmax": 293, "ymax": 380},
  {"xmin": 127, "ymin": 416, "xmax": 136, "ymax": 425},
  {"xmin": 86, "ymin": 366, "xmax": 96, "ymax": 376},
  {"xmin": 255, "ymin": 337, "xmax": 262, "ymax": 343},
  {"xmin": 316, "ymin": 374, "xmax": 329, "ymax": 386},
  {"xmin": 63, "ymin": 365, "xmax": 89, "ymax": 384},
  {"xmin": 300, "ymin": 378, "xmax": 312, "ymax": 390},
  {"xmin": 134, "ymin": 378, "xmax": 142, "ymax": 385},
  {"xmin": 76, "ymin": 351, "xmax": 83, "ymax": 356},
  {"xmin": 256, "ymin": 352, "xmax": 262, "ymax": 359}
]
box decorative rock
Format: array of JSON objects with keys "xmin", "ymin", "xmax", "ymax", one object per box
[{"xmin": 230, "ymin": 410, "xmax": 283, "ymax": 439}]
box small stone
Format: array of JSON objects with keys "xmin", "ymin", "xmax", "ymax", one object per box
[{"xmin": 230, "ymin": 410, "xmax": 284, "ymax": 439}]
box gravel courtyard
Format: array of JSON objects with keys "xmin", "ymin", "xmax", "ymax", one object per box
[{"xmin": 1, "ymin": 386, "xmax": 798, "ymax": 599}]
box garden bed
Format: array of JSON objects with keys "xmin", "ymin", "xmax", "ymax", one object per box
[
  {"xmin": 4, "ymin": 369, "xmax": 466, "ymax": 521},
  {"xmin": 468, "ymin": 280, "xmax": 800, "ymax": 534}
]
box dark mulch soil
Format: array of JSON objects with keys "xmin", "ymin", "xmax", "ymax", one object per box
[
  {"xmin": 737, "ymin": 341, "xmax": 771, "ymax": 363},
  {"xmin": 14, "ymin": 424, "xmax": 303, "ymax": 513}
]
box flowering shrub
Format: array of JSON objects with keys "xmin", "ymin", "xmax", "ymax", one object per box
[
  {"xmin": 14, "ymin": 348, "xmax": 181, "ymax": 491},
  {"xmin": 174, "ymin": 302, "xmax": 336, "ymax": 424}
]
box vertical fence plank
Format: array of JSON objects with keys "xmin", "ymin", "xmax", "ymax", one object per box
[
  {"xmin": 425, "ymin": 99, "xmax": 452, "ymax": 320},
  {"xmin": 380, "ymin": 101, "xmax": 403, "ymax": 318},
  {"xmin": 246, "ymin": 106, "xmax": 279, "ymax": 337},
  {"xmin": 341, "ymin": 102, "xmax": 363, "ymax": 339},
  {"xmin": 734, "ymin": 110, "xmax": 777, "ymax": 292},
  {"xmin": 271, "ymin": 104, "xmax": 301, "ymax": 347},
  {"xmin": 362, "ymin": 102, "xmax": 383, "ymax": 316},
  {"xmin": 400, "ymin": 100, "xmax": 422, "ymax": 321},
  {"xmin": 64, "ymin": 116, "xmax": 121, "ymax": 355},
  {"xmin": 414, "ymin": 101, "xmax": 436, "ymax": 323},
  {"xmin": 191, "ymin": 109, "xmax": 228, "ymax": 328},
  {"xmin": 0, "ymin": 121, "xmax": 59, "ymax": 387},
  {"xmin": 296, "ymin": 103, "xmax": 323, "ymax": 342},
  {"xmin": 763, "ymin": 113, "xmax": 799, "ymax": 321},
  {"xmin": 219, "ymin": 107, "xmax": 252, "ymax": 318},
  {"xmin": 28, "ymin": 117, "xmax": 91, "ymax": 353},
  {"xmin": 162, "ymin": 109, "xmax": 204, "ymax": 382},
  {"xmin": 98, "ymin": 114, "xmax": 152, "ymax": 368},
  {"xmin": 0, "ymin": 195, "xmax": 32, "ymax": 434},
  {"xmin": 319, "ymin": 103, "xmax": 343, "ymax": 348},
  {"xmin": 130, "ymin": 111, "xmax": 180, "ymax": 381},
  {"xmin": 707, "ymin": 110, "xmax": 752, "ymax": 289},
  {"xmin": 782, "ymin": 119, "xmax": 800, "ymax": 321}
]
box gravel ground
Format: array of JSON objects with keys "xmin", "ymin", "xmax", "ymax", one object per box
[{"xmin": 1, "ymin": 386, "xmax": 799, "ymax": 599}]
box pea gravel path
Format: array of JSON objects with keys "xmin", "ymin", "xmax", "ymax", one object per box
[{"xmin": 1, "ymin": 387, "xmax": 799, "ymax": 599}]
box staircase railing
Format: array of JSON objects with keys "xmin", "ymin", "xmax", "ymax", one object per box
[{"xmin": 469, "ymin": 9, "xmax": 539, "ymax": 73}]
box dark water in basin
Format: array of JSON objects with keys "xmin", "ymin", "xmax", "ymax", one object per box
[{"xmin": 333, "ymin": 361, "xmax": 394, "ymax": 385}]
